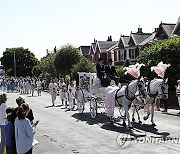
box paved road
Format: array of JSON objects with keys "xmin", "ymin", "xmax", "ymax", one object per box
[{"xmin": 4, "ymin": 91, "xmax": 180, "ymax": 154}]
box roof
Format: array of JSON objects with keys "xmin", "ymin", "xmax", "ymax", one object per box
[
  {"xmin": 172, "ymin": 16, "xmax": 180, "ymax": 36},
  {"xmin": 118, "ymin": 35, "xmax": 130, "ymax": 48},
  {"xmin": 79, "ymin": 46, "xmax": 90, "ymax": 56},
  {"xmin": 97, "ymin": 41, "xmax": 118, "ymax": 53},
  {"xmin": 139, "ymin": 32, "xmax": 156, "ymax": 46},
  {"xmin": 161, "ymin": 23, "xmax": 176, "ymax": 37},
  {"xmin": 130, "ymin": 33, "xmax": 152, "ymax": 46}
]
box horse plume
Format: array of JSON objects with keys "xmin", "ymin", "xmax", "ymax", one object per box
[
  {"xmin": 123, "ymin": 63, "xmax": 145, "ymax": 78},
  {"xmin": 151, "ymin": 61, "xmax": 171, "ymax": 78}
]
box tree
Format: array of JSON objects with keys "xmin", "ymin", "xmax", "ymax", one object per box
[
  {"xmin": 1, "ymin": 47, "xmax": 39, "ymax": 77},
  {"xmin": 54, "ymin": 44, "xmax": 81, "ymax": 77},
  {"xmin": 137, "ymin": 37, "xmax": 180, "ymax": 90}
]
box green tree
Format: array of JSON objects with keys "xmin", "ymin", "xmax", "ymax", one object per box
[
  {"xmin": 137, "ymin": 37, "xmax": 180, "ymax": 90},
  {"xmin": 54, "ymin": 44, "xmax": 81, "ymax": 77},
  {"xmin": 33, "ymin": 53, "xmax": 58, "ymax": 77},
  {"xmin": 1, "ymin": 47, "xmax": 39, "ymax": 77}
]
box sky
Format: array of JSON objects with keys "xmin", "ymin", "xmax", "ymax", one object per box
[{"xmin": 0, "ymin": 0, "xmax": 179, "ymax": 60}]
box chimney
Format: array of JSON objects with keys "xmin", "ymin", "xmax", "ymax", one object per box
[
  {"xmin": 94, "ymin": 38, "xmax": 97, "ymax": 43},
  {"xmin": 137, "ymin": 26, "xmax": 143, "ymax": 34},
  {"xmin": 154, "ymin": 28, "xmax": 159, "ymax": 32},
  {"xmin": 46, "ymin": 49, "xmax": 49, "ymax": 55},
  {"xmin": 54, "ymin": 46, "xmax": 57, "ymax": 53},
  {"xmin": 107, "ymin": 35, "xmax": 112, "ymax": 41}
]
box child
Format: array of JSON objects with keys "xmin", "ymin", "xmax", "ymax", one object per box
[
  {"xmin": 176, "ymin": 80, "xmax": 180, "ymax": 115},
  {"xmin": 5, "ymin": 113, "xmax": 14, "ymax": 154},
  {"xmin": 75, "ymin": 86, "xmax": 84, "ymax": 111},
  {"xmin": 63, "ymin": 87, "xmax": 68, "ymax": 109}
]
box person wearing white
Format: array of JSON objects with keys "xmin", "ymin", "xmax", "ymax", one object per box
[
  {"xmin": 0, "ymin": 94, "xmax": 7, "ymax": 154},
  {"xmin": 63, "ymin": 88, "xmax": 68, "ymax": 108},
  {"xmin": 59, "ymin": 78, "xmax": 66, "ymax": 105},
  {"xmin": 49, "ymin": 80, "xmax": 58, "ymax": 106},
  {"xmin": 68, "ymin": 81, "xmax": 76, "ymax": 110},
  {"xmin": 36, "ymin": 79, "xmax": 42, "ymax": 96},
  {"xmin": 15, "ymin": 103, "xmax": 38, "ymax": 154},
  {"xmin": 176, "ymin": 80, "xmax": 180, "ymax": 115}
]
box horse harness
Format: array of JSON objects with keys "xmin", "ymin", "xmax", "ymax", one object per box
[{"xmin": 115, "ymin": 80, "xmax": 144, "ymax": 107}]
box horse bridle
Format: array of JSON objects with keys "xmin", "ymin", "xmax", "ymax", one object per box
[
  {"xmin": 147, "ymin": 80, "xmax": 168, "ymax": 97},
  {"xmin": 158, "ymin": 81, "xmax": 168, "ymax": 96}
]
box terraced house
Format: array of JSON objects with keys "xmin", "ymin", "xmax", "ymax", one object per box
[{"xmin": 83, "ymin": 16, "xmax": 180, "ymax": 67}]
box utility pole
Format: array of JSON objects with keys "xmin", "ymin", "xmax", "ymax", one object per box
[{"xmin": 14, "ymin": 51, "xmax": 16, "ymax": 77}]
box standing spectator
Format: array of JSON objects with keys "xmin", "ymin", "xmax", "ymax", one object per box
[
  {"xmin": 36, "ymin": 79, "xmax": 42, "ymax": 96},
  {"xmin": 1, "ymin": 79, "xmax": 7, "ymax": 92},
  {"xmin": 176, "ymin": 80, "xmax": 180, "ymax": 115},
  {"xmin": 5, "ymin": 113, "xmax": 14, "ymax": 154},
  {"xmin": 11, "ymin": 96, "xmax": 35, "ymax": 154},
  {"xmin": 0, "ymin": 94, "xmax": 7, "ymax": 154},
  {"xmin": 15, "ymin": 103, "xmax": 39, "ymax": 154},
  {"xmin": 10, "ymin": 79, "xmax": 16, "ymax": 93},
  {"xmin": 59, "ymin": 78, "xmax": 66, "ymax": 106},
  {"xmin": 49, "ymin": 79, "xmax": 58, "ymax": 106},
  {"xmin": 68, "ymin": 80, "xmax": 76, "ymax": 110}
]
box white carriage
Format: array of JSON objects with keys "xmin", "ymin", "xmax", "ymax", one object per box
[{"xmin": 77, "ymin": 72, "xmax": 107, "ymax": 118}]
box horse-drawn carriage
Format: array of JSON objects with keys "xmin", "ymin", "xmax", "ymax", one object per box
[{"xmin": 76, "ymin": 61, "xmax": 170, "ymax": 128}]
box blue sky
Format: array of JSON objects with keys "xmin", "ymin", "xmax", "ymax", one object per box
[{"xmin": 0, "ymin": 0, "xmax": 179, "ymax": 59}]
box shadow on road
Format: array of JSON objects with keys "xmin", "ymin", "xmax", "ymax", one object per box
[
  {"xmin": 72, "ymin": 112, "xmax": 110, "ymax": 125},
  {"xmin": 162, "ymin": 112, "xmax": 180, "ymax": 117}
]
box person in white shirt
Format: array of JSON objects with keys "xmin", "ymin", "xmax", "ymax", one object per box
[
  {"xmin": 59, "ymin": 78, "xmax": 66, "ymax": 106},
  {"xmin": 15, "ymin": 103, "xmax": 39, "ymax": 154},
  {"xmin": 0, "ymin": 94, "xmax": 7, "ymax": 154},
  {"xmin": 176, "ymin": 80, "xmax": 180, "ymax": 115},
  {"xmin": 68, "ymin": 80, "xmax": 76, "ymax": 110},
  {"xmin": 49, "ymin": 79, "xmax": 58, "ymax": 106},
  {"xmin": 36, "ymin": 79, "xmax": 42, "ymax": 96}
]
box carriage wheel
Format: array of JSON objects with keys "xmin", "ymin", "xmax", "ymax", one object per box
[
  {"xmin": 78, "ymin": 100, "xmax": 85, "ymax": 114},
  {"xmin": 90, "ymin": 97, "xmax": 97, "ymax": 119}
]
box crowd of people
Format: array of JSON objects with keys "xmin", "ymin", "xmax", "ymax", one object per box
[{"xmin": 0, "ymin": 77, "xmax": 45, "ymax": 96}]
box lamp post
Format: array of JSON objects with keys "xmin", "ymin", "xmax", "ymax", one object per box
[{"xmin": 14, "ymin": 51, "xmax": 16, "ymax": 77}]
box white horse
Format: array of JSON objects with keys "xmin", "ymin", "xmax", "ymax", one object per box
[
  {"xmin": 105, "ymin": 78, "xmax": 147, "ymax": 128},
  {"xmin": 142, "ymin": 78, "xmax": 168, "ymax": 126}
]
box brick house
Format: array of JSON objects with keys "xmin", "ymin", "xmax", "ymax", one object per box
[{"xmin": 94, "ymin": 38, "xmax": 117, "ymax": 65}]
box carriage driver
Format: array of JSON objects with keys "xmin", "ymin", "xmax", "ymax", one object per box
[
  {"xmin": 96, "ymin": 58, "xmax": 105, "ymax": 86},
  {"xmin": 105, "ymin": 59, "xmax": 119, "ymax": 85}
]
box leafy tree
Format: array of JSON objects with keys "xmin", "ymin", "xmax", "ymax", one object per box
[
  {"xmin": 32, "ymin": 53, "xmax": 58, "ymax": 77},
  {"xmin": 1, "ymin": 47, "xmax": 39, "ymax": 77},
  {"xmin": 54, "ymin": 44, "xmax": 81, "ymax": 77},
  {"xmin": 137, "ymin": 37, "xmax": 180, "ymax": 90}
]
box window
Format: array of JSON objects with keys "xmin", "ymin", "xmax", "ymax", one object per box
[
  {"xmin": 130, "ymin": 49, "xmax": 136, "ymax": 59},
  {"xmin": 120, "ymin": 50, "xmax": 124, "ymax": 61}
]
